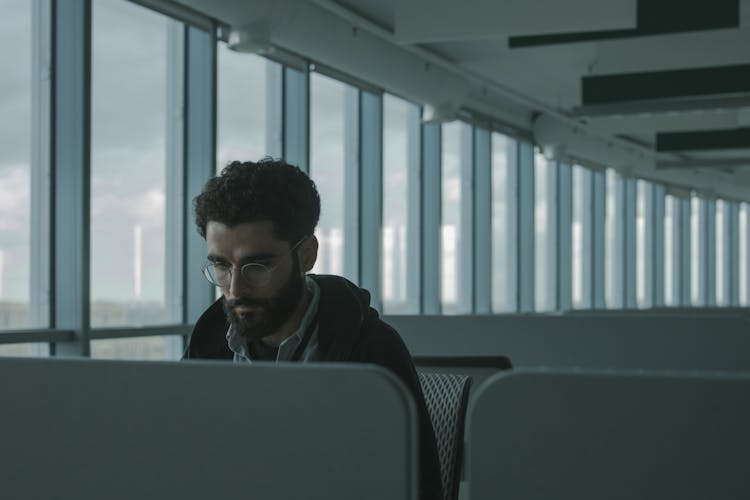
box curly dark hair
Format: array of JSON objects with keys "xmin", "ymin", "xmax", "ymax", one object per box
[{"xmin": 193, "ymin": 158, "xmax": 321, "ymax": 243}]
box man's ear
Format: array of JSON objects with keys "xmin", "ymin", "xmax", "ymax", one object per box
[{"xmin": 299, "ymin": 235, "xmax": 318, "ymax": 273}]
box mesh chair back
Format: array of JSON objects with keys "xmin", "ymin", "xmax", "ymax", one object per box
[{"xmin": 418, "ymin": 372, "xmax": 472, "ymax": 500}]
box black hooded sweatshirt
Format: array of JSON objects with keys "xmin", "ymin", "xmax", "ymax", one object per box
[{"xmin": 183, "ymin": 274, "xmax": 444, "ymax": 500}]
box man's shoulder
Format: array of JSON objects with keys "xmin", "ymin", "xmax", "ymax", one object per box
[{"xmin": 184, "ymin": 298, "xmax": 232, "ymax": 360}]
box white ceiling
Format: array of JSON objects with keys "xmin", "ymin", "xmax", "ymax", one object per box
[{"xmin": 174, "ymin": 0, "xmax": 750, "ymax": 201}]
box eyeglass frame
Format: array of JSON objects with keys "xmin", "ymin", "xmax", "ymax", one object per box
[{"xmin": 201, "ymin": 237, "xmax": 307, "ymax": 288}]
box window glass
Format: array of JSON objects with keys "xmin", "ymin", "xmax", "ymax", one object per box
[
  {"xmin": 690, "ymin": 196, "xmax": 705, "ymax": 305},
  {"xmin": 605, "ymin": 169, "xmax": 624, "ymax": 308},
  {"xmin": 217, "ymin": 46, "xmax": 274, "ymax": 170},
  {"xmin": 91, "ymin": 0, "xmax": 175, "ymax": 328},
  {"xmin": 441, "ymin": 121, "xmax": 471, "ymax": 314},
  {"xmin": 534, "ymin": 150, "xmax": 556, "ymax": 311},
  {"xmin": 309, "ymin": 72, "xmax": 354, "ymax": 279},
  {"xmin": 715, "ymin": 200, "xmax": 728, "ymax": 306},
  {"xmin": 0, "ymin": 343, "xmax": 48, "ymax": 357},
  {"xmin": 91, "ymin": 335, "xmax": 183, "ymax": 360},
  {"xmin": 491, "ymin": 132, "xmax": 515, "ymax": 312},
  {"xmin": 740, "ymin": 204, "xmax": 748, "ymax": 305},
  {"xmin": 635, "ymin": 180, "xmax": 652, "ymax": 308},
  {"xmin": 382, "ymin": 94, "xmax": 418, "ymax": 314},
  {"xmin": 0, "ymin": 0, "xmax": 48, "ymax": 330},
  {"xmin": 571, "ymin": 165, "xmax": 592, "ymax": 309},
  {"xmin": 663, "ymin": 194, "xmax": 678, "ymax": 306}
]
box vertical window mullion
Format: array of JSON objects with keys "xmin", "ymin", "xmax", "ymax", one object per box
[
  {"xmin": 652, "ymin": 185, "xmax": 665, "ymax": 307},
  {"xmin": 265, "ymin": 62, "xmax": 283, "ymax": 158},
  {"xmin": 458, "ymin": 124, "xmax": 473, "ymax": 313},
  {"xmin": 30, "ymin": 0, "xmax": 52, "ymax": 347},
  {"xmin": 405, "ymin": 106, "xmax": 421, "ymax": 313},
  {"xmin": 53, "ymin": 0, "xmax": 91, "ymax": 356},
  {"xmin": 729, "ymin": 202, "xmax": 740, "ymax": 306},
  {"xmin": 705, "ymin": 200, "xmax": 717, "ymax": 306},
  {"xmin": 473, "ymin": 128, "xmax": 491, "ymax": 314},
  {"xmin": 605, "ymin": 170, "xmax": 624, "ymax": 309},
  {"xmin": 164, "ymin": 20, "xmax": 185, "ymax": 356},
  {"xmin": 557, "ymin": 162, "xmax": 572, "ymax": 311},
  {"xmin": 282, "ymin": 66, "xmax": 309, "ymax": 173},
  {"xmin": 517, "ymin": 142, "xmax": 534, "ymax": 312},
  {"xmin": 679, "ymin": 197, "xmax": 691, "ymax": 306},
  {"xmin": 183, "ymin": 24, "xmax": 216, "ymax": 324},
  {"xmin": 421, "ymin": 122, "xmax": 441, "ymax": 314},
  {"xmin": 342, "ymin": 87, "xmax": 360, "ymax": 282},
  {"xmin": 591, "ymin": 169, "xmax": 605, "ymax": 309},
  {"xmin": 623, "ymin": 177, "xmax": 637, "ymax": 309},
  {"xmin": 358, "ymin": 91, "xmax": 382, "ymax": 308}
]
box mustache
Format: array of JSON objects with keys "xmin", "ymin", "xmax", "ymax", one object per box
[{"xmin": 225, "ymin": 297, "xmax": 270, "ymax": 309}]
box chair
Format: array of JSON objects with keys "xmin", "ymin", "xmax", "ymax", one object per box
[{"xmin": 418, "ymin": 371, "xmax": 472, "ymax": 500}]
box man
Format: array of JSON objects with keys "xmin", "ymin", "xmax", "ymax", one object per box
[{"xmin": 184, "ymin": 159, "xmax": 443, "ymax": 500}]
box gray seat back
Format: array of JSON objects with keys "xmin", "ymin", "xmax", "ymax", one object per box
[{"xmin": 468, "ymin": 369, "xmax": 750, "ymax": 500}]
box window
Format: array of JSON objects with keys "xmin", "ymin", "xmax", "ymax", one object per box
[
  {"xmin": 635, "ymin": 180, "xmax": 652, "ymax": 308},
  {"xmin": 663, "ymin": 194, "xmax": 679, "ymax": 306},
  {"xmin": 605, "ymin": 169, "xmax": 624, "ymax": 308},
  {"xmin": 381, "ymin": 94, "xmax": 419, "ymax": 314},
  {"xmin": 0, "ymin": 343, "xmax": 48, "ymax": 357},
  {"xmin": 534, "ymin": 150, "xmax": 556, "ymax": 311},
  {"xmin": 690, "ymin": 195, "xmax": 705, "ymax": 305},
  {"xmin": 90, "ymin": 335, "xmax": 183, "ymax": 360},
  {"xmin": 740, "ymin": 204, "xmax": 748, "ymax": 305},
  {"xmin": 572, "ymin": 165, "xmax": 592, "ymax": 309},
  {"xmin": 0, "ymin": 0, "xmax": 49, "ymax": 331},
  {"xmin": 217, "ymin": 46, "xmax": 276, "ymax": 170},
  {"xmin": 309, "ymin": 72, "xmax": 357, "ymax": 281},
  {"xmin": 715, "ymin": 200, "xmax": 729, "ymax": 306},
  {"xmin": 491, "ymin": 132, "xmax": 516, "ymax": 312},
  {"xmin": 441, "ymin": 121, "xmax": 472, "ymax": 314},
  {"xmin": 90, "ymin": 0, "xmax": 183, "ymax": 352}
]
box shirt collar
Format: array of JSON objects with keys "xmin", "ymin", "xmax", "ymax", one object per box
[{"xmin": 226, "ymin": 276, "xmax": 320, "ymax": 363}]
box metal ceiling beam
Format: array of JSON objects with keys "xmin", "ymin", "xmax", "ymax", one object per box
[
  {"xmin": 572, "ymin": 95, "xmax": 750, "ymax": 117},
  {"xmin": 582, "ymin": 65, "xmax": 750, "ymax": 105},
  {"xmin": 509, "ymin": 0, "xmax": 738, "ymax": 47},
  {"xmin": 657, "ymin": 158, "xmax": 750, "ymax": 169},
  {"xmin": 657, "ymin": 128, "xmax": 750, "ymax": 152}
]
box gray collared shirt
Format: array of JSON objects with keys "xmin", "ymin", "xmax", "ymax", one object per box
[{"xmin": 226, "ymin": 277, "xmax": 320, "ymax": 363}]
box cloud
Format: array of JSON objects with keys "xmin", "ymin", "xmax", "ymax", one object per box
[{"xmin": 0, "ymin": 165, "xmax": 30, "ymax": 232}]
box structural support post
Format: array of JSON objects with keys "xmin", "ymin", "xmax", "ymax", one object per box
[
  {"xmin": 623, "ymin": 177, "xmax": 637, "ymax": 309},
  {"xmin": 420, "ymin": 123, "xmax": 441, "ymax": 314},
  {"xmin": 557, "ymin": 162, "xmax": 572, "ymax": 311},
  {"xmin": 705, "ymin": 200, "xmax": 716, "ymax": 306},
  {"xmin": 652, "ymin": 185, "xmax": 665, "ymax": 307},
  {"xmin": 517, "ymin": 142, "xmax": 534, "ymax": 313},
  {"xmin": 473, "ymin": 128, "xmax": 491, "ymax": 313},
  {"xmin": 282, "ymin": 66, "xmax": 309, "ymax": 172},
  {"xmin": 358, "ymin": 91, "xmax": 382, "ymax": 308},
  {"xmin": 678, "ymin": 197, "xmax": 692, "ymax": 306},
  {"xmin": 53, "ymin": 0, "xmax": 91, "ymax": 356},
  {"xmin": 184, "ymin": 24, "xmax": 216, "ymax": 324},
  {"xmin": 591, "ymin": 169, "xmax": 606, "ymax": 309},
  {"xmin": 728, "ymin": 202, "xmax": 740, "ymax": 306}
]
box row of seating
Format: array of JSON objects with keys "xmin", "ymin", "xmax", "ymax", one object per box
[
  {"xmin": 421, "ymin": 367, "xmax": 750, "ymax": 500},
  {"xmin": 1, "ymin": 357, "xmax": 748, "ymax": 499}
]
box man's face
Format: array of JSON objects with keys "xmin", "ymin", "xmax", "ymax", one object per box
[{"xmin": 205, "ymin": 220, "xmax": 305, "ymax": 342}]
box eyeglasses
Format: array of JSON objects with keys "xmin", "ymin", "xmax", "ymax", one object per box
[{"xmin": 201, "ymin": 238, "xmax": 306, "ymax": 288}]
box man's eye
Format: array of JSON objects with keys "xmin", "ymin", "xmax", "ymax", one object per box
[{"xmin": 213, "ymin": 262, "xmax": 230, "ymax": 271}]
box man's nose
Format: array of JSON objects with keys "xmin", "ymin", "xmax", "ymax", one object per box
[{"xmin": 227, "ymin": 268, "xmax": 248, "ymax": 299}]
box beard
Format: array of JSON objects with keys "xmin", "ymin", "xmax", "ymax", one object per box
[{"xmin": 223, "ymin": 258, "xmax": 305, "ymax": 342}]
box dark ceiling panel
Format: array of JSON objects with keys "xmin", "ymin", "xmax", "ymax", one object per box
[
  {"xmin": 581, "ymin": 65, "xmax": 750, "ymax": 104},
  {"xmin": 509, "ymin": 0, "xmax": 738, "ymax": 47},
  {"xmin": 656, "ymin": 128, "xmax": 750, "ymax": 151}
]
